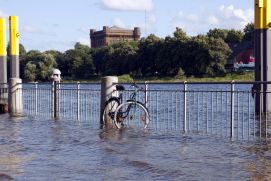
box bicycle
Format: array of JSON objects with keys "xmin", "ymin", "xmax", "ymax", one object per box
[{"xmin": 102, "ymin": 83, "xmax": 150, "ymax": 129}]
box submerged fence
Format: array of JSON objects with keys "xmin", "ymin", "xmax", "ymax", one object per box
[
  {"xmin": 17, "ymin": 81, "xmax": 271, "ymax": 142},
  {"xmin": 0, "ymin": 83, "xmax": 8, "ymax": 104}
]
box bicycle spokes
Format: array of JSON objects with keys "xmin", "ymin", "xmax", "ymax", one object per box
[{"xmin": 114, "ymin": 101, "xmax": 150, "ymax": 129}]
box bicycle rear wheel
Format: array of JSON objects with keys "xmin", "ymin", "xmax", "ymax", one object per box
[
  {"xmin": 113, "ymin": 101, "xmax": 150, "ymax": 129},
  {"xmin": 102, "ymin": 97, "xmax": 120, "ymax": 125}
]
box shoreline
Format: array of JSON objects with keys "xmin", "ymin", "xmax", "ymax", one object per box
[{"xmin": 61, "ymin": 72, "xmax": 254, "ymax": 83}]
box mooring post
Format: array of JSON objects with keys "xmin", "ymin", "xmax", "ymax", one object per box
[
  {"xmin": 100, "ymin": 76, "xmax": 118, "ymax": 125},
  {"xmin": 8, "ymin": 16, "xmax": 23, "ymax": 117},
  {"xmin": 9, "ymin": 16, "xmax": 20, "ymax": 79},
  {"xmin": 51, "ymin": 69, "xmax": 61, "ymax": 120},
  {"xmin": 0, "ymin": 18, "xmax": 7, "ymax": 104},
  {"xmin": 254, "ymin": 0, "xmax": 271, "ymax": 113}
]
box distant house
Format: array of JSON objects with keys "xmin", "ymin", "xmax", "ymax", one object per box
[
  {"xmin": 89, "ymin": 26, "xmax": 141, "ymax": 48},
  {"xmin": 226, "ymin": 41, "xmax": 255, "ymax": 71}
]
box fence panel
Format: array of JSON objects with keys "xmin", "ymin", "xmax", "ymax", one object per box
[{"xmin": 20, "ymin": 82, "xmax": 271, "ymax": 142}]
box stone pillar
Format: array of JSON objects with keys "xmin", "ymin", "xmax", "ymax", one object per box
[
  {"xmin": 100, "ymin": 76, "xmax": 118, "ymax": 125},
  {"xmin": 8, "ymin": 78, "xmax": 23, "ymax": 116}
]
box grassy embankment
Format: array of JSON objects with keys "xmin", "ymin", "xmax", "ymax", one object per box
[{"xmin": 63, "ymin": 71, "xmax": 255, "ymax": 83}]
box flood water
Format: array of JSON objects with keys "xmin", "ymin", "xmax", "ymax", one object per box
[{"xmin": 1, "ymin": 114, "xmax": 271, "ymax": 180}]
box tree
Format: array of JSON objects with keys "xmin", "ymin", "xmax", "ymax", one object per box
[
  {"xmin": 225, "ymin": 29, "xmax": 244, "ymax": 43},
  {"xmin": 62, "ymin": 45, "xmax": 95, "ymax": 78},
  {"xmin": 207, "ymin": 28, "xmax": 228, "ymax": 41},
  {"xmin": 105, "ymin": 42, "xmax": 137, "ymax": 75},
  {"xmin": 22, "ymin": 51, "xmax": 57, "ymax": 81},
  {"xmin": 243, "ymin": 23, "xmax": 254, "ymax": 42},
  {"xmin": 24, "ymin": 62, "xmax": 36, "ymax": 82},
  {"xmin": 183, "ymin": 35, "xmax": 231, "ymax": 76},
  {"xmin": 173, "ymin": 27, "xmax": 189, "ymax": 41},
  {"xmin": 136, "ymin": 34, "xmax": 163, "ymax": 76}
]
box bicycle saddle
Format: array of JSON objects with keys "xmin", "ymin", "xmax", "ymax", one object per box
[{"xmin": 116, "ymin": 84, "xmax": 125, "ymax": 91}]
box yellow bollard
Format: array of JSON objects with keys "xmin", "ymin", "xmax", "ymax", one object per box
[
  {"xmin": 0, "ymin": 18, "xmax": 7, "ymax": 84},
  {"xmin": 254, "ymin": 0, "xmax": 271, "ymax": 113},
  {"xmin": 9, "ymin": 16, "xmax": 20, "ymax": 78}
]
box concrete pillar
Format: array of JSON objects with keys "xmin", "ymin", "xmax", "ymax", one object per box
[
  {"xmin": 8, "ymin": 78, "xmax": 23, "ymax": 116},
  {"xmin": 9, "ymin": 16, "xmax": 20, "ymax": 78},
  {"xmin": 100, "ymin": 76, "xmax": 118, "ymax": 124}
]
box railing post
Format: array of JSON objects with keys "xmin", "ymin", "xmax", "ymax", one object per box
[
  {"xmin": 183, "ymin": 81, "xmax": 187, "ymax": 133},
  {"xmin": 230, "ymin": 80, "xmax": 235, "ymax": 139},
  {"xmin": 51, "ymin": 82, "xmax": 54, "ymax": 118},
  {"xmin": 52, "ymin": 81, "xmax": 60, "ymax": 120},
  {"xmin": 144, "ymin": 81, "xmax": 148, "ymax": 108},
  {"xmin": 77, "ymin": 82, "xmax": 80, "ymax": 121},
  {"xmin": 35, "ymin": 82, "xmax": 38, "ymax": 116}
]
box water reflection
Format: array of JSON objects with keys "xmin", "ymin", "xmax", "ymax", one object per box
[
  {"xmin": 0, "ymin": 115, "xmax": 34, "ymax": 179},
  {"xmin": 243, "ymin": 143, "xmax": 271, "ymax": 180},
  {"xmin": 2, "ymin": 114, "xmax": 271, "ymax": 180}
]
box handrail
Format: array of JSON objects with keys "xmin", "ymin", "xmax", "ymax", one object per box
[{"xmin": 114, "ymin": 81, "xmax": 271, "ymax": 85}]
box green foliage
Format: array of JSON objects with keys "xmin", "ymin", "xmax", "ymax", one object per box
[
  {"xmin": 207, "ymin": 28, "xmax": 228, "ymax": 40},
  {"xmin": 118, "ymin": 74, "xmax": 134, "ymax": 83},
  {"xmin": 243, "ymin": 23, "xmax": 254, "ymax": 42},
  {"xmin": 24, "ymin": 62, "xmax": 36, "ymax": 82},
  {"xmin": 23, "ymin": 52, "xmax": 57, "ymax": 82},
  {"xmin": 20, "ymin": 25, "xmax": 250, "ymax": 82},
  {"xmin": 61, "ymin": 43, "xmax": 94, "ymax": 79},
  {"xmin": 225, "ymin": 29, "xmax": 244, "ymax": 43},
  {"xmin": 93, "ymin": 41, "xmax": 137, "ymax": 76}
]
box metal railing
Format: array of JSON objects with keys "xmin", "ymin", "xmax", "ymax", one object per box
[
  {"xmin": 22, "ymin": 83, "xmax": 101, "ymax": 122},
  {"xmin": 20, "ymin": 81, "xmax": 271, "ymax": 142},
  {"xmin": 0, "ymin": 83, "xmax": 8, "ymax": 104},
  {"xmin": 119, "ymin": 81, "xmax": 271, "ymax": 142}
]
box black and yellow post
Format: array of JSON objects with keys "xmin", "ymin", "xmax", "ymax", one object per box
[
  {"xmin": 8, "ymin": 16, "xmax": 22, "ymax": 116},
  {"xmin": 9, "ymin": 16, "xmax": 19, "ymax": 78},
  {"xmin": 0, "ymin": 18, "xmax": 7, "ymax": 84},
  {"xmin": 254, "ymin": 0, "xmax": 271, "ymax": 113}
]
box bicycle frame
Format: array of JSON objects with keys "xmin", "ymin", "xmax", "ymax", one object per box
[{"xmin": 116, "ymin": 83, "xmax": 141, "ymax": 119}]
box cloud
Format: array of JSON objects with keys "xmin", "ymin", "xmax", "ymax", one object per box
[
  {"xmin": 219, "ymin": 5, "xmax": 253, "ymax": 28},
  {"xmin": 112, "ymin": 18, "xmax": 126, "ymax": 28},
  {"xmin": 129, "ymin": 14, "xmax": 157, "ymax": 36},
  {"xmin": 76, "ymin": 38, "xmax": 90, "ymax": 46},
  {"xmin": 0, "ymin": 10, "xmax": 8, "ymax": 18},
  {"xmin": 171, "ymin": 5, "xmax": 253, "ymax": 35},
  {"xmin": 21, "ymin": 26, "xmax": 38, "ymax": 33},
  {"xmin": 207, "ymin": 16, "xmax": 219, "ymax": 25},
  {"xmin": 101, "ymin": 0, "xmax": 153, "ymax": 11},
  {"xmin": 77, "ymin": 27, "xmax": 89, "ymax": 34}
]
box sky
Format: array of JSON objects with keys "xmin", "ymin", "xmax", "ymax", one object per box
[{"xmin": 0, "ymin": 0, "xmax": 254, "ymax": 52}]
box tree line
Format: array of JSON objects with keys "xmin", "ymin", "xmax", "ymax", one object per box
[{"xmin": 16, "ymin": 23, "xmax": 253, "ymax": 82}]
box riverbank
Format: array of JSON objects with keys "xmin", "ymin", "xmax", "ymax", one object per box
[{"xmin": 62, "ymin": 72, "xmax": 254, "ymax": 83}]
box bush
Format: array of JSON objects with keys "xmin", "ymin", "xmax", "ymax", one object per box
[{"xmin": 118, "ymin": 74, "xmax": 134, "ymax": 83}]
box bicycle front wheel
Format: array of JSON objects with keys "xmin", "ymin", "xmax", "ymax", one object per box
[
  {"xmin": 113, "ymin": 101, "xmax": 150, "ymax": 129},
  {"xmin": 102, "ymin": 97, "xmax": 120, "ymax": 126}
]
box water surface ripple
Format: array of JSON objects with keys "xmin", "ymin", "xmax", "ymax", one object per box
[{"xmin": 0, "ymin": 114, "xmax": 270, "ymax": 180}]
